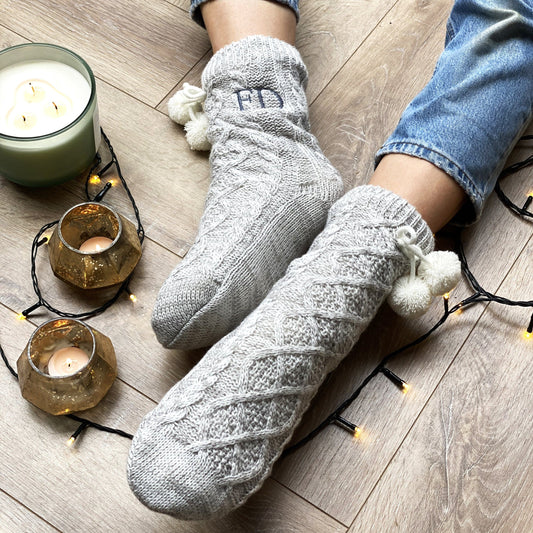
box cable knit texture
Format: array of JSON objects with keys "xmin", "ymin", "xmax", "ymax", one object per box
[
  {"xmin": 152, "ymin": 36, "xmax": 343, "ymax": 349},
  {"xmin": 128, "ymin": 186, "xmax": 434, "ymax": 520}
]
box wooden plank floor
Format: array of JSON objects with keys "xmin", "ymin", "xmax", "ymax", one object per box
[{"xmin": 0, "ymin": 0, "xmax": 531, "ymax": 531}]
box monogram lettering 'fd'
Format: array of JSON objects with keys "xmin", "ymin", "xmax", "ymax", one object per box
[{"xmin": 235, "ymin": 88, "xmax": 284, "ymax": 110}]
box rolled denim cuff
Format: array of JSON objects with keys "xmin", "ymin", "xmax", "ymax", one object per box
[
  {"xmin": 190, "ymin": 0, "xmax": 300, "ymax": 28},
  {"xmin": 375, "ymin": 141, "xmax": 481, "ymax": 226}
]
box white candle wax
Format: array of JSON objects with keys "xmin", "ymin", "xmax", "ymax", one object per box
[
  {"xmin": 47, "ymin": 346, "xmax": 90, "ymax": 377},
  {"xmin": 79, "ymin": 236, "xmax": 114, "ymax": 252},
  {"xmin": 0, "ymin": 44, "xmax": 100, "ymax": 187},
  {"xmin": 0, "ymin": 60, "xmax": 91, "ymax": 137}
]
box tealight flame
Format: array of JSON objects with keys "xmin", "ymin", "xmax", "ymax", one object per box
[{"xmin": 66, "ymin": 358, "xmax": 73, "ymax": 368}]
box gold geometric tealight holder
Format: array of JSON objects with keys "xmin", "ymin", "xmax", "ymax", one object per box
[
  {"xmin": 16, "ymin": 318, "xmax": 117, "ymax": 415},
  {"xmin": 48, "ymin": 202, "xmax": 142, "ymax": 290}
]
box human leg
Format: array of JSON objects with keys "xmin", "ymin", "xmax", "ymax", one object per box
[
  {"xmin": 374, "ymin": 0, "xmax": 533, "ymax": 228},
  {"xmin": 152, "ymin": 0, "xmax": 343, "ymax": 350},
  {"xmin": 199, "ymin": 0, "xmax": 297, "ymax": 51},
  {"xmin": 130, "ymin": 0, "xmax": 533, "ymax": 520}
]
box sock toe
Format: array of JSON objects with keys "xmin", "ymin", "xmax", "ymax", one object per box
[
  {"xmin": 151, "ymin": 272, "xmax": 220, "ymax": 348},
  {"xmin": 127, "ymin": 416, "xmax": 230, "ymax": 520}
]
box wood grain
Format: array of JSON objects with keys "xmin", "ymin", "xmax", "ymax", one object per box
[
  {"xmin": 0, "ymin": 490, "xmax": 58, "ymax": 533},
  {"xmin": 350, "ymin": 237, "xmax": 533, "ymax": 532},
  {"xmin": 0, "ymin": 304, "xmax": 346, "ymax": 532},
  {"xmin": 0, "ymin": 0, "xmax": 210, "ymax": 106},
  {"xmin": 158, "ymin": 0, "xmax": 407, "ymax": 109},
  {"xmin": 2, "ymin": 0, "xmax": 532, "ymax": 529},
  {"xmin": 310, "ymin": 0, "xmax": 453, "ymax": 189},
  {"xmin": 167, "ymin": 0, "xmax": 191, "ymax": 12}
]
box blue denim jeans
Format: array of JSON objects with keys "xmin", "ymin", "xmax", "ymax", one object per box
[
  {"xmin": 190, "ymin": 0, "xmax": 300, "ymax": 26},
  {"xmin": 191, "ymin": 0, "xmax": 533, "ymax": 223}
]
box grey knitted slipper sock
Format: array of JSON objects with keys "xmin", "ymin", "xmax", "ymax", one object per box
[
  {"xmin": 152, "ymin": 36, "xmax": 343, "ymax": 350},
  {"xmin": 129, "ymin": 186, "xmax": 434, "ymax": 519}
]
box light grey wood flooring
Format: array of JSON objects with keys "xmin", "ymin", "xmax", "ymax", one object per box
[{"xmin": 0, "ymin": 0, "xmax": 531, "ymax": 531}]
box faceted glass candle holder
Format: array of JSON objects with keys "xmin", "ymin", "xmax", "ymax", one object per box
[
  {"xmin": 48, "ymin": 202, "xmax": 142, "ymax": 289},
  {"xmin": 16, "ymin": 318, "xmax": 117, "ymax": 416}
]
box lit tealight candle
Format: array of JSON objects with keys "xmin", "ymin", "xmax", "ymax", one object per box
[
  {"xmin": 47, "ymin": 346, "xmax": 89, "ymax": 377},
  {"xmin": 78, "ymin": 236, "xmax": 113, "ymax": 253}
]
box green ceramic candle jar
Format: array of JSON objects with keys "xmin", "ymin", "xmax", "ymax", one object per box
[{"xmin": 0, "ymin": 43, "xmax": 100, "ymax": 187}]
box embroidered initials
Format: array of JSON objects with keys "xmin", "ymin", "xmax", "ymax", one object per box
[{"xmin": 235, "ymin": 88, "xmax": 284, "ymax": 110}]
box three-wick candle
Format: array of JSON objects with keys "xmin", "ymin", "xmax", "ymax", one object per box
[{"xmin": 0, "ymin": 43, "xmax": 100, "ymax": 187}]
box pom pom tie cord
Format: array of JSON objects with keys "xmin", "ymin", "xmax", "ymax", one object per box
[
  {"xmin": 168, "ymin": 83, "xmax": 211, "ymax": 151},
  {"xmin": 395, "ymin": 226, "xmax": 425, "ymax": 281},
  {"xmin": 388, "ymin": 226, "xmax": 462, "ymax": 318}
]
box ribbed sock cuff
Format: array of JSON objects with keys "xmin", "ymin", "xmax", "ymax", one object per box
[
  {"xmin": 341, "ymin": 185, "xmax": 435, "ymax": 255},
  {"xmin": 201, "ymin": 35, "xmax": 308, "ymax": 92}
]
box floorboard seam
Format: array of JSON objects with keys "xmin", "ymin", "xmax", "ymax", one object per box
[
  {"xmin": 269, "ymin": 478, "xmax": 350, "ymax": 530},
  {"xmin": 0, "ymin": 487, "xmax": 62, "ymax": 532},
  {"xmin": 347, "ymin": 232, "xmax": 533, "ymax": 530},
  {"xmin": 307, "ymin": 0, "xmax": 402, "ymax": 108}
]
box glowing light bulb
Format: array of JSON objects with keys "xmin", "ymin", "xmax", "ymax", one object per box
[
  {"xmin": 353, "ymin": 426, "xmax": 362, "ymax": 439},
  {"xmin": 66, "ymin": 437, "xmax": 76, "ymax": 447},
  {"xmin": 129, "ymin": 293, "xmax": 138, "ymax": 303},
  {"xmin": 17, "ymin": 313, "xmax": 26, "ymax": 320},
  {"xmin": 109, "ymin": 179, "xmax": 117, "ymax": 187},
  {"xmin": 402, "ymin": 382, "xmax": 411, "ymax": 394},
  {"xmin": 524, "ymin": 331, "xmax": 532, "ymax": 340},
  {"xmin": 443, "ymin": 292, "xmax": 450, "ymax": 300},
  {"xmin": 89, "ymin": 174, "xmax": 101, "ymax": 185}
]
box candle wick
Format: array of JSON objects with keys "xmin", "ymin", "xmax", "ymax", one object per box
[
  {"xmin": 31, "ymin": 84, "xmax": 35, "ymax": 95},
  {"xmin": 52, "ymin": 101, "xmax": 58, "ymax": 112},
  {"xmin": 22, "ymin": 115, "xmax": 26, "ymax": 123}
]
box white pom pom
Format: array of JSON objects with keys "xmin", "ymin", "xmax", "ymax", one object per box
[
  {"xmin": 184, "ymin": 114, "xmax": 211, "ymax": 151},
  {"xmin": 418, "ymin": 251, "xmax": 462, "ymax": 296},
  {"xmin": 388, "ymin": 275, "xmax": 434, "ymax": 318},
  {"xmin": 168, "ymin": 91, "xmax": 201, "ymax": 125}
]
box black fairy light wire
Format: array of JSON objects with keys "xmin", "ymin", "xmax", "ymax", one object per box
[
  {"xmin": 1, "ymin": 134, "xmax": 531, "ymax": 450},
  {"xmin": 0, "ymin": 329, "xmax": 134, "ymax": 443},
  {"xmin": 282, "ymin": 136, "xmax": 533, "ymax": 457},
  {"xmin": 1, "ymin": 128, "xmax": 138, "ymax": 444},
  {"xmin": 18, "ymin": 128, "xmax": 145, "ymax": 322}
]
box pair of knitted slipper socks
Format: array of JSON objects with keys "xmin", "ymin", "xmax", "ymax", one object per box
[{"xmin": 128, "ymin": 36, "xmax": 459, "ymax": 520}]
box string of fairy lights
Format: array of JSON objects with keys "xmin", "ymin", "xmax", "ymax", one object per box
[
  {"xmin": 283, "ymin": 134, "xmax": 533, "ymax": 456},
  {"xmin": 1, "ymin": 128, "xmax": 141, "ymax": 443},
  {"xmin": 0, "ymin": 134, "xmax": 531, "ymax": 450}
]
